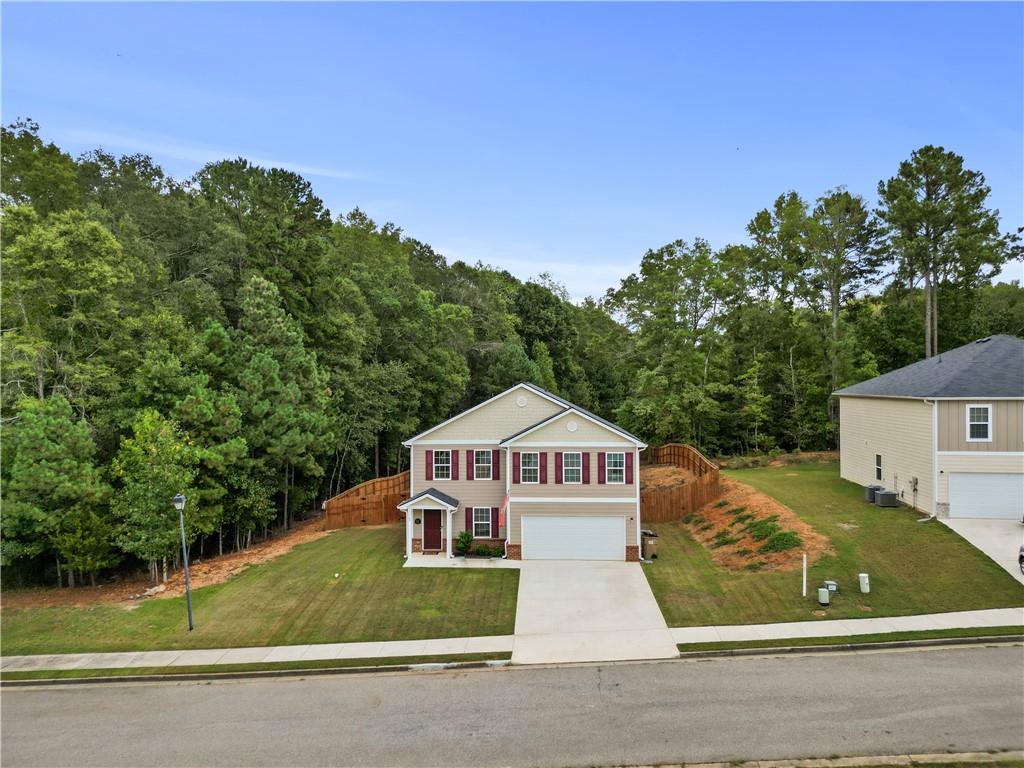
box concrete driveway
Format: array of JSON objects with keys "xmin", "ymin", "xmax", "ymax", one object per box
[
  {"xmin": 941, "ymin": 518, "xmax": 1024, "ymax": 585},
  {"xmin": 511, "ymin": 560, "xmax": 678, "ymax": 664}
]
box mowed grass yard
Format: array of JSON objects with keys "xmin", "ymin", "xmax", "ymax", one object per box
[
  {"xmin": 645, "ymin": 462, "xmax": 1024, "ymax": 627},
  {"xmin": 1, "ymin": 526, "xmax": 519, "ymax": 656}
]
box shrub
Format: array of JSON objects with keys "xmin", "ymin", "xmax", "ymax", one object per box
[
  {"xmin": 742, "ymin": 515, "xmax": 780, "ymax": 540},
  {"xmin": 713, "ymin": 500, "xmax": 729, "ymax": 508},
  {"xmin": 712, "ymin": 531, "xmax": 738, "ymax": 549},
  {"xmin": 455, "ymin": 530, "xmax": 474, "ymax": 555},
  {"xmin": 744, "ymin": 562, "xmax": 764, "ymax": 572},
  {"xmin": 727, "ymin": 506, "xmax": 747, "ymax": 515},
  {"xmin": 680, "ymin": 513, "xmax": 695, "ymax": 524},
  {"xmin": 760, "ymin": 531, "xmax": 802, "ymax": 553},
  {"xmin": 731, "ymin": 512, "xmax": 754, "ymax": 525},
  {"xmin": 698, "ymin": 522, "xmax": 713, "ymax": 532},
  {"xmin": 473, "ymin": 544, "xmax": 493, "ymax": 557},
  {"xmin": 736, "ymin": 548, "xmax": 751, "ymax": 557}
]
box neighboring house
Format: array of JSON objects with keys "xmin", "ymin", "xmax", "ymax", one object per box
[
  {"xmin": 398, "ymin": 382, "xmax": 647, "ymax": 561},
  {"xmin": 834, "ymin": 335, "xmax": 1024, "ymax": 520}
]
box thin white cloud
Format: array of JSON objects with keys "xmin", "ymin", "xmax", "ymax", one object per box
[{"xmin": 65, "ymin": 128, "xmax": 365, "ymax": 181}]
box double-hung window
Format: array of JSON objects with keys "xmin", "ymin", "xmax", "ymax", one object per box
[
  {"xmin": 521, "ymin": 452, "xmax": 540, "ymax": 484},
  {"xmin": 474, "ymin": 450, "xmax": 492, "ymax": 480},
  {"xmin": 606, "ymin": 452, "xmax": 625, "ymax": 484},
  {"xmin": 967, "ymin": 405, "xmax": 992, "ymax": 442},
  {"xmin": 562, "ymin": 452, "xmax": 582, "ymax": 484},
  {"xmin": 875, "ymin": 454, "xmax": 882, "ymax": 481},
  {"xmin": 433, "ymin": 450, "xmax": 451, "ymax": 480},
  {"xmin": 473, "ymin": 507, "xmax": 491, "ymax": 538}
]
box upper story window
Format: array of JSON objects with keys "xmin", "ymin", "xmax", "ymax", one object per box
[
  {"xmin": 433, "ymin": 450, "xmax": 451, "ymax": 479},
  {"xmin": 562, "ymin": 452, "xmax": 582, "ymax": 484},
  {"xmin": 606, "ymin": 452, "xmax": 625, "ymax": 484},
  {"xmin": 521, "ymin": 452, "xmax": 540, "ymax": 484},
  {"xmin": 967, "ymin": 404, "xmax": 992, "ymax": 442},
  {"xmin": 474, "ymin": 450, "xmax": 492, "ymax": 480}
]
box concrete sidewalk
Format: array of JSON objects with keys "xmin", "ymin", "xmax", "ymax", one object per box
[
  {"xmin": 0, "ymin": 634, "xmax": 514, "ymax": 672},
  {"xmin": 671, "ymin": 607, "xmax": 1024, "ymax": 645}
]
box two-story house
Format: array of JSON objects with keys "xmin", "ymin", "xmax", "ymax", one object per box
[
  {"xmin": 397, "ymin": 382, "xmax": 647, "ymax": 560},
  {"xmin": 835, "ymin": 334, "xmax": 1024, "ymax": 520}
]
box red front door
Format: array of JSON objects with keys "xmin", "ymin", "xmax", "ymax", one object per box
[{"xmin": 423, "ymin": 509, "xmax": 442, "ymax": 550}]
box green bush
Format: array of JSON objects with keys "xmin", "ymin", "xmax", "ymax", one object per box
[
  {"xmin": 742, "ymin": 515, "xmax": 780, "ymax": 540},
  {"xmin": 455, "ymin": 530, "xmax": 474, "ymax": 555},
  {"xmin": 744, "ymin": 562, "xmax": 764, "ymax": 572},
  {"xmin": 698, "ymin": 522, "xmax": 713, "ymax": 532},
  {"xmin": 712, "ymin": 531, "xmax": 738, "ymax": 549},
  {"xmin": 760, "ymin": 531, "xmax": 802, "ymax": 553},
  {"xmin": 731, "ymin": 512, "xmax": 754, "ymax": 526},
  {"xmin": 473, "ymin": 544, "xmax": 493, "ymax": 557},
  {"xmin": 727, "ymin": 506, "xmax": 747, "ymax": 515},
  {"xmin": 713, "ymin": 500, "xmax": 729, "ymax": 508}
]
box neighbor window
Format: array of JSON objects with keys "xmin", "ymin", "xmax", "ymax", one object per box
[
  {"xmin": 474, "ymin": 450, "xmax": 492, "ymax": 480},
  {"xmin": 433, "ymin": 450, "xmax": 451, "ymax": 480},
  {"xmin": 521, "ymin": 452, "xmax": 540, "ymax": 484},
  {"xmin": 967, "ymin": 405, "xmax": 992, "ymax": 442},
  {"xmin": 563, "ymin": 452, "xmax": 582, "ymax": 484},
  {"xmin": 473, "ymin": 507, "xmax": 491, "ymax": 538},
  {"xmin": 606, "ymin": 452, "xmax": 625, "ymax": 484},
  {"xmin": 875, "ymin": 454, "xmax": 882, "ymax": 481}
]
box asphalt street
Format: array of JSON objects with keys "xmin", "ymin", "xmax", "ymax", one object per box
[{"xmin": 3, "ymin": 645, "xmax": 1023, "ymax": 767}]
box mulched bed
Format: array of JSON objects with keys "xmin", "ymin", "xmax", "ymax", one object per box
[
  {"xmin": 682, "ymin": 477, "xmax": 832, "ymax": 572},
  {"xmin": 640, "ymin": 463, "xmax": 697, "ymax": 489}
]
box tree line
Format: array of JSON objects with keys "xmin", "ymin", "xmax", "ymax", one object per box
[{"xmin": 1, "ymin": 120, "xmax": 1020, "ymax": 586}]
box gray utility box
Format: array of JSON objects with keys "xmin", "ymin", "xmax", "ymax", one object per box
[
  {"xmin": 874, "ymin": 490, "xmax": 899, "ymax": 507},
  {"xmin": 818, "ymin": 587, "xmax": 830, "ymax": 606},
  {"xmin": 864, "ymin": 485, "xmax": 884, "ymax": 503}
]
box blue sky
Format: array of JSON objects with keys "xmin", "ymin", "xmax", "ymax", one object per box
[{"xmin": 4, "ymin": 2, "xmax": 1022, "ymax": 299}]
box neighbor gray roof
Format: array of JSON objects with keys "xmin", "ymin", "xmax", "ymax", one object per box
[
  {"xmin": 398, "ymin": 488, "xmax": 460, "ymax": 509},
  {"xmin": 834, "ymin": 335, "xmax": 1024, "ymax": 399}
]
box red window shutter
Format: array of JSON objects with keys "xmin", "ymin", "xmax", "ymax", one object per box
[
  {"xmin": 491, "ymin": 507, "xmax": 499, "ymax": 537},
  {"xmin": 466, "ymin": 450, "xmax": 474, "ymax": 481},
  {"xmin": 425, "ymin": 450, "xmax": 433, "ymax": 481},
  {"xmin": 554, "ymin": 452, "xmax": 563, "ymax": 484},
  {"xmin": 539, "ymin": 452, "xmax": 547, "ymax": 484},
  {"xmin": 451, "ymin": 451, "xmax": 459, "ymax": 480},
  {"xmin": 582, "ymin": 452, "xmax": 590, "ymax": 484},
  {"xmin": 513, "ymin": 452, "xmax": 521, "ymax": 484},
  {"xmin": 492, "ymin": 449, "xmax": 500, "ymax": 481},
  {"xmin": 597, "ymin": 452, "xmax": 606, "ymax": 485},
  {"xmin": 465, "ymin": 506, "xmax": 473, "ymax": 533},
  {"xmin": 626, "ymin": 452, "xmax": 634, "ymax": 484}
]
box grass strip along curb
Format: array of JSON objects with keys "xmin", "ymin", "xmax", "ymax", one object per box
[
  {"xmin": 0, "ymin": 652, "xmax": 511, "ymax": 686},
  {"xmin": 677, "ymin": 626, "xmax": 1023, "ymax": 657},
  {"xmin": 636, "ymin": 753, "xmax": 1024, "ymax": 768}
]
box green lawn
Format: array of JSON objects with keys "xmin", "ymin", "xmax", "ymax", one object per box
[
  {"xmin": 645, "ymin": 462, "xmax": 1024, "ymax": 627},
  {"xmin": 1, "ymin": 526, "xmax": 519, "ymax": 655}
]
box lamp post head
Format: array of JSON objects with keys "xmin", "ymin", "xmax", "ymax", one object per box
[{"xmin": 173, "ymin": 494, "xmax": 187, "ymax": 512}]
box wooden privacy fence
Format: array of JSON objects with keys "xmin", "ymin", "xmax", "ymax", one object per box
[
  {"xmin": 323, "ymin": 471, "xmax": 410, "ymax": 530},
  {"xmin": 640, "ymin": 444, "xmax": 722, "ymax": 523}
]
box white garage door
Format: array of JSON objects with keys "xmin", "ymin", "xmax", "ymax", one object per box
[
  {"xmin": 949, "ymin": 473, "xmax": 1024, "ymax": 520},
  {"xmin": 521, "ymin": 515, "xmax": 626, "ymax": 561}
]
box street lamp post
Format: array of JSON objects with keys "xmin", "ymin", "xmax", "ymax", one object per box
[{"xmin": 173, "ymin": 493, "xmax": 194, "ymax": 632}]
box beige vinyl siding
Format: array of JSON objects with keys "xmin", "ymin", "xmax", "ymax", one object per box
[
  {"xmin": 514, "ymin": 411, "xmax": 635, "ymax": 444},
  {"xmin": 508, "ymin": 502, "xmax": 638, "ymax": 546},
  {"xmin": 838, "ymin": 396, "xmax": 934, "ymax": 513},
  {"xmin": 409, "ymin": 445, "xmax": 505, "ymax": 539},
  {"xmin": 511, "ymin": 449, "xmax": 636, "ymax": 499},
  {"xmin": 417, "ymin": 387, "xmax": 563, "ymax": 443},
  {"xmin": 936, "ymin": 453, "xmax": 1024, "ymax": 504},
  {"xmin": 937, "ymin": 400, "xmax": 1024, "ymax": 452}
]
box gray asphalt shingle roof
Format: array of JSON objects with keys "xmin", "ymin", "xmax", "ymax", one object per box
[
  {"xmin": 398, "ymin": 488, "xmax": 460, "ymax": 509},
  {"xmin": 834, "ymin": 335, "xmax": 1024, "ymax": 399}
]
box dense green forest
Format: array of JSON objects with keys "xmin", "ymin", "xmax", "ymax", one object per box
[{"xmin": 2, "ymin": 120, "xmax": 1021, "ymax": 586}]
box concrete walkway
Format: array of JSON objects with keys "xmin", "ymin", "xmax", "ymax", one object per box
[
  {"xmin": 511, "ymin": 561, "xmax": 679, "ymax": 664},
  {"xmin": 0, "ymin": 634, "xmax": 514, "ymax": 672},
  {"xmin": 671, "ymin": 607, "xmax": 1024, "ymax": 645}
]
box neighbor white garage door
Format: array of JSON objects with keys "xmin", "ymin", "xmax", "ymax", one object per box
[
  {"xmin": 949, "ymin": 473, "xmax": 1024, "ymax": 520},
  {"xmin": 521, "ymin": 515, "xmax": 626, "ymax": 561}
]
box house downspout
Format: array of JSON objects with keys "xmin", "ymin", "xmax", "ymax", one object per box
[
  {"xmin": 503, "ymin": 446, "xmax": 511, "ymax": 558},
  {"xmin": 923, "ymin": 399, "xmax": 938, "ymax": 521}
]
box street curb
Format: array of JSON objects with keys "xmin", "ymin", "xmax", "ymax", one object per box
[
  {"xmin": 676, "ymin": 633, "xmax": 1024, "ymax": 659},
  {"xmin": 0, "ymin": 658, "xmax": 512, "ymax": 687},
  {"xmin": 617, "ymin": 750, "xmax": 1024, "ymax": 768}
]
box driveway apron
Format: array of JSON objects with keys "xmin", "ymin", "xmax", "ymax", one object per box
[{"xmin": 511, "ymin": 561, "xmax": 678, "ymax": 664}]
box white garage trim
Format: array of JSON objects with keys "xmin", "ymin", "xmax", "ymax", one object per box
[
  {"xmin": 948, "ymin": 473, "xmax": 1024, "ymax": 520},
  {"xmin": 521, "ymin": 515, "xmax": 626, "ymax": 561}
]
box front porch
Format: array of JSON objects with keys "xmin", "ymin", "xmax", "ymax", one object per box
[{"xmin": 403, "ymin": 552, "xmax": 522, "ymax": 569}]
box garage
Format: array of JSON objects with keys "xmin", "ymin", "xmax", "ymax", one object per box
[
  {"xmin": 521, "ymin": 515, "xmax": 625, "ymax": 560},
  {"xmin": 948, "ymin": 473, "xmax": 1024, "ymax": 520}
]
